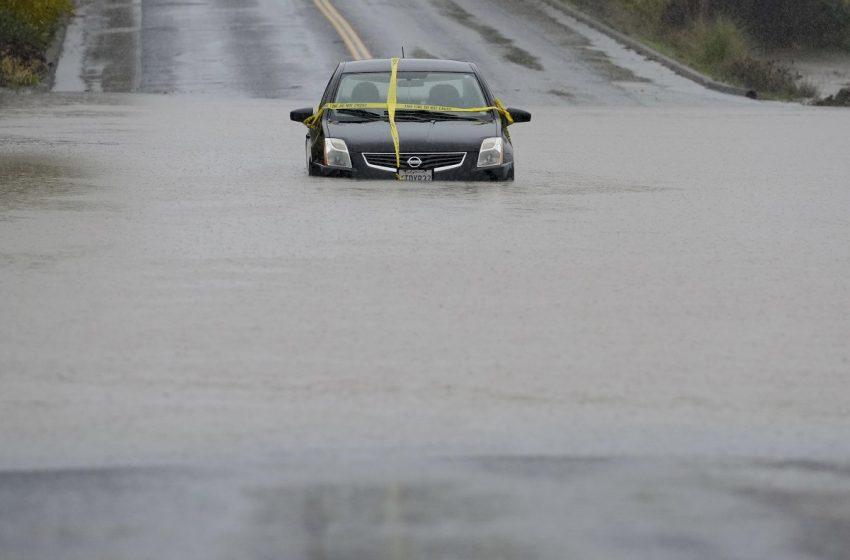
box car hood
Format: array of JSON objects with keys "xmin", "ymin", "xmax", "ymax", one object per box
[{"xmin": 325, "ymin": 119, "xmax": 499, "ymax": 153}]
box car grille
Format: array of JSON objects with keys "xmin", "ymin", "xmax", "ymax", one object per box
[{"xmin": 362, "ymin": 152, "xmax": 466, "ymax": 171}]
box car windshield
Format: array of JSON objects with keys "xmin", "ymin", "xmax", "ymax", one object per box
[{"xmin": 330, "ymin": 71, "xmax": 492, "ymax": 122}]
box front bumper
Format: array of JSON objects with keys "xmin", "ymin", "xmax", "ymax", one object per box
[{"xmin": 312, "ymin": 153, "xmax": 513, "ymax": 181}]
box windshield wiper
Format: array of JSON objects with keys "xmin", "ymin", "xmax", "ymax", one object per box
[
  {"xmin": 395, "ymin": 109, "xmax": 486, "ymax": 122},
  {"xmin": 333, "ymin": 108, "xmax": 486, "ymax": 123},
  {"xmin": 332, "ymin": 108, "xmax": 386, "ymax": 121}
]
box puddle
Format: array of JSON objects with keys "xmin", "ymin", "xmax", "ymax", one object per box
[
  {"xmin": 548, "ymin": 88, "xmax": 577, "ymax": 100},
  {"xmin": 0, "ymin": 91, "xmax": 131, "ymax": 114},
  {"xmin": 581, "ymin": 47, "xmax": 650, "ymax": 83}
]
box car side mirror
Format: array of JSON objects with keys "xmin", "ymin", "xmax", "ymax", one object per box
[
  {"xmin": 290, "ymin": 107, "xmax": 314, "ymax": 123},
  {"xmin": 506, "ymin": 108, "xmax": 531, "ymax": 123}
]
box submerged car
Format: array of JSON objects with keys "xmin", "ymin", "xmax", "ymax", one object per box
[{"xmin": 290, "ymin": 58, "xmax": 531, "ymax": 181}]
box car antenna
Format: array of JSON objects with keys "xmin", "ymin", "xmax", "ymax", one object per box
[{"xmin": 401, "ymin": 46, "xmax": 405, "ymax": 58}]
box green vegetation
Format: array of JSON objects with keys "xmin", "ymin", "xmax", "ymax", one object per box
[
  {"xmin": 565, "ymin": 0, "xmax": 850, "ymax": 99},
  {"xmin": 0, "ymin": 0, "xmax": 73, "ymax": 87}
]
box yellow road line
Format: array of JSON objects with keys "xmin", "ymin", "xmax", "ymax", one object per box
[{"xmin": 312, "ymin": 0, "xmax": 372, "ymax": 60}]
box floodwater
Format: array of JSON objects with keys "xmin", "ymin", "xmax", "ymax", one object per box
[
  {"xmin": 2, "ymin": 92, "xmax": 850, "ymax": 558},
  {"xmin": 4, "ymin": 0, "xmax": 850, "ymax": 551},
  {"xmin": 1, "ymin": 92, "xmax": 849, "ymax": 463}
]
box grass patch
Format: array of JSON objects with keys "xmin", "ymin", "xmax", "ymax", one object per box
[
  {"xmin": 563, "ymin": 0, "xmax": 821, "ymax": 100},
  {"xmin": 688, "ymin": 17, "xmax": 747, "ymax": 69},
  {"xmin": 674, "ymin": 17, "xmax": 814, "ymax": 99},
  {"xmin": 2, "ymin": 0, "xmax": 73, "ymax": 39},
  {"xmin": 0, "ymin": 0, "xmax": 73, "ymax": 88},
  {"xmin": 0, "ymin": 54, "xmax": 42, "ymax": 87}
]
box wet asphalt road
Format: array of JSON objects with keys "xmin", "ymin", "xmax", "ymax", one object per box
[
  {"xmin": 54, "ymin": 0, "xmax": 746, "ymax": 105},
  {"xmin": 3, "ymin": 0, "xmax": 850, "ymax": 558}
]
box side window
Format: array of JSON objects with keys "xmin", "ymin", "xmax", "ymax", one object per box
[{"xmin": 320, "ymin": 64, "xmax": 341, "ymax": 105}]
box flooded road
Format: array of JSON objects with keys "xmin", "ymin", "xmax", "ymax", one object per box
[
  {"xmin": 1, "ymin": 92, "xmax": 849, "ymax": 557},
  {"xmin": 3, "ymin": 0, "xmax": 850, "ymax": 556}
]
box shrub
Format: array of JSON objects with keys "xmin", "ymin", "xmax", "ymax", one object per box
[
  {"xmin": 660, "ymin": 0, "xmax": 709, "ymax": 27},
  {"xmin": 0, "ymin": 53, "xmax": 42, "ymax": 87},
  {"xmin": 708, "ymin": 0, "xmax": 850, "ymax": 49},
  {"xmin": 726, "ymin": 56, "xmax": 816, "ymax": 98},
  {"xmin": 564, "ymin": 0, "xmax": 832, "ymax": 99},
  {"xmin": 1, "ymin": 0, "xmax": 73, "ymax": 39},
  {"xmin": 688, "ymin": 17, "xmax": 747, "ymax": 69},
  {"xmin": 796, "ymin": 80, "xmax": 820, "ymax": 99},
  {"xmin": 617, "ymin": 0, "xmax": 672, "ymax": 31},
  {"xmin": 0, "ymin": 9, "xmax": 48, "ymax": 59},
  {"xmin": 615, "ymin": 0, "xmax": 850, "ymax": 50},
  {"xmin": 0, "ymin": 0, "xmax": 72, "ymax": 88}
]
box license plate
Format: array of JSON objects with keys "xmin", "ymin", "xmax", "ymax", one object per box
[{"xmin": 399, "ymin": 169, "xmax": 432, "ymax": 182}]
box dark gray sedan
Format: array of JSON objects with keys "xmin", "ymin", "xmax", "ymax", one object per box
[{"xmin": 291, "ymin": 58, "xmax": 531, "ymax": 181}]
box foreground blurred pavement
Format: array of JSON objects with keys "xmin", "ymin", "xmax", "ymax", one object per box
[
  {"xmin": 1, "ymin": 92, "xmax": 849, "ymax": 557},
  {"xmin": 3, "ymin": 457, "xmax": 850, "ymax": 560}
]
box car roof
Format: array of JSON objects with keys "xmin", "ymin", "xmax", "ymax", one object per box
[{"xmin": 340, "ymin": 58, "xmax": 475, "ymax": 73}]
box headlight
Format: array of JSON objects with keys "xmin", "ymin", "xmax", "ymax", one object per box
[
  {"xmin": 477, "ymin": 137, "xmax": 503, "ymax": 167},
  {"xmin": 324, "ymin": 138, "xmax": 352, "ymax": 168}
]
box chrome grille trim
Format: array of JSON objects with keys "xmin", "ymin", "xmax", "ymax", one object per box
[{"xmin": 362, "ymin": 152, "xmax": 467, "ymax": 173}]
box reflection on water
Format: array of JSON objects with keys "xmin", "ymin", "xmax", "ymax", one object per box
[
  {"xmin": 0, "ymin": 155, "xmax": 90, "ymax": 212},
  {"xmin": 242, "ymin": 480, "xmax": 528, "ymax": 560},
  {"xmin": 308, "ymin": 172, "xmax": 668, "ymax": 201},
  {"xmin": 0, "ymin": 91, "xmax": 131, "ymax": 110},
  {"xmin": 311, "ymin": 179, "xmax": 517, "ymax": 200}
]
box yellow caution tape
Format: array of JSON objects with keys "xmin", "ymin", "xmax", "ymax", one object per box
[
  {"xmin": 387, "ymin": 56, "xmax": 401, "ymax": 178},
  {"xmin": 302, "ymin": 57, "xmax": 515, "ymax": 179}
]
